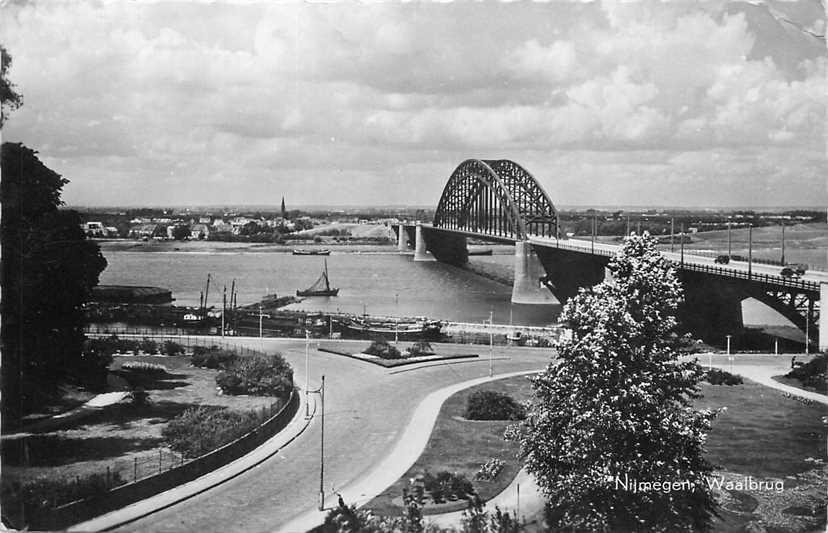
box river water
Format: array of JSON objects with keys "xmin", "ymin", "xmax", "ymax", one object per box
[
  {"xmin": 97, "ymin": 242, "xmax": 799, "ymax": 329},
  {"xmin": 98, "ymin": 245, "xmax": 561, "ymax": 326}
]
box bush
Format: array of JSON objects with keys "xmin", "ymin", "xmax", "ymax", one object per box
[
  {"xmin": 464, "ymin": 390, "xmax": 526, "ymax": 421},
  {"xmin": 192, "ymin": 348, "xmax": 237, "ymax": 369},
  {"xmin": 363, "ymin": 339, "xmax": 402, "ymax": 359},
  {"xmin": 215, "ymin": 354, "xmax": 294, "ymax": 397},
  {"xmin": 474, "ymin": 458, "xmax": 505, "ymax": 481},
  {"xmin": 163, "ymin": 340, "xmax": 185, "ymax": 356},
  {"xmin": 1, "ymin": 471, "xmax": 125, "ymax": 529},
  {"xmin": 422, "ymin": 471, "xmax": 474, "ymax": 503},
  {"xmin": 137, "ymin": 338, "xmax": 158, "ymax": 354},
  {"xmin": 407, "ymin": 341, "xmax": 435, "ymax": 357},
  {"xmin": 786, "ymin": 354, "xmax": 827, "ymax": 393},
  {"xmin": 704, "ymin": 368, "xmax": 743, "ymax": 386},
  {"xmin": 162, "ymin": 406, "xmax": 260, "ymax": 458},
  {"xmin": 121, "ymin": 361, "xmax": 168, "ymax": 374}
]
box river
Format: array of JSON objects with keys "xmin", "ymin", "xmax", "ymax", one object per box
[{"xmin": 97, "ymin": 241, "xmax": 800, "ymax": 330}]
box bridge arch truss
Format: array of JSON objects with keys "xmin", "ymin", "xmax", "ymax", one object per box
[{"xmin": 433, "ymin": 159, "xmax": 558, "ymax": 240}]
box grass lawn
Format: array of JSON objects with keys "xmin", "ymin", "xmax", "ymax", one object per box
[
  {"xmin": 363, "ymin": 375, "xmax": 826, "ymax": 533},
  {"xmin": 2, "ymin": 354, "xmax": 281, "ymax": 499},
  {"xmin": 696, "ymin": 381, "xmax": 826, "ymax": 532},
  {"xmin": 363, "ymin": 374, "xmax": 533, "ymax": 516}
]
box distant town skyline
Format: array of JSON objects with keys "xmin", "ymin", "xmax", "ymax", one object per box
[{"xmin": 1, "ymin": 0, "xmax": 825, "ymax": 208}]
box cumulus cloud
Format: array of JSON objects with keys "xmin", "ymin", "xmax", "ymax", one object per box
[{"xmin": 0, "ymin": 0, "xmax": 824, "ymax": 207}]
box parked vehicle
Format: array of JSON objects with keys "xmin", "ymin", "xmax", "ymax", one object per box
[{"xmin": 714, "ymin": 255, "xmax": 730, "ymax": 264}]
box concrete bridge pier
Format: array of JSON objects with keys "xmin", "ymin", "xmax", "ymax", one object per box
[
  {"xmin": 511, "ymin": 241, "xmax": 558, "ymax": 305},
  {"xmin": 820, "ymin": 282, "xmax": 827, "ymax": 351},
  {"xmin": 413, "ymin": 223, "xmax": 434, "ymax": 262},
  {"xmin": 396, "ymin": 224, "xmax": 410, "ymax": 252},
  {"xmin": 422, "ymin": 228, "xmax": 468, "ymax": 267},
  {"xmin": 679, "ymin": 272, "xmax": 746, "ymax": 344}
]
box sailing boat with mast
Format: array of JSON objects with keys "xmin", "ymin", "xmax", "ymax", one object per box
[{"xmin": 296, "ymin": 259, "xmax": 339, "ymax": 297}]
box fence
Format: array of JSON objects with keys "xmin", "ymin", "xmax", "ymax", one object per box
[{"xmin": 6, "ymin": 338, "xmax": 299, "ymax": 531}]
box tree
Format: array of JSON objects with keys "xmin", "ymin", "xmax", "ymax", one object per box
[
  {"xmin": 1, "ymin": 45, "xmax": 23, "ymax": 127},
  {"xmin": 171, "ymin": 224, "xmax": 191, "ymax": 240},
  {"xmin": 1, "ymin": 143, "xmax": 108, "ymax": 425},
  {"xmin": 507, "ymin": 233, "xmax": 718, "ymax": 532}
]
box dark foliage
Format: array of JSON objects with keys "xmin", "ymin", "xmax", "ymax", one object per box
[
  {"xmin": 422, "ymin": 471, "xmax": 475, "ymax": 503},
  {"xmin": 1, "ymin": 143, "xmax": 107, "ymax": 424},
  {"xmin": 191, "ymin": 347, "xmax": 237, "ymax": 369},
  {"xmin": 786, "ymin": 354, "xmax": 827, "ymax": 393},
  {"xmin": 161, "ymin": 405, "xmax": 260, "ymax": 458},
  {"xmin": 162, "ymin": 340, "xmax": 185, "ymax": 356},
  {"xmin": 215, "ymin": 354, "xmax": 294, "ymax": 397},
  {"xmin": 704, "ymin": 368, "xmax": 744, "ymax": 386},
  {"xmin": 1, "ymin": 470, "xmax": 125, "ymax": 530},
  {"xmin": 364, "ymin": 339, "xmax": 402, "ymax": 359},
  {"xmin": 464, "ymin": 390, "xmax": 526, "ymax": 421}
]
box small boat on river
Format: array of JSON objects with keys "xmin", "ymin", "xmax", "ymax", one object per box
[
  {"xmin": 292, "ymin": 249, "xmax": 331, "ymax": 256},
  {"xmin": 296, "ymin": 260, "xmax": 339, "ymax": 297}
]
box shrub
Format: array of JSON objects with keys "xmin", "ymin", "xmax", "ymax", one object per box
[
  {"xmin": 422, "ymin": 471, "xmax": 474, "ymax": 503},
  {"xmin": 464, "ymin": 390, "xmax": 526, "ymax": 421},
  {"xmin": 786, "ymin": 354, "xmax": 827, "ymax": 393},
  {"xmin": 363, "ymin": 339, "xmax": 402, "ymax": 359},
  {"xmin": 121, "ymin": 361, "xmax": 168, "ymax": 374},
  {"xmin": 137, "ymin": 338, "xmax": 158, "ymax": 354},
  {"xmin": 1, "ymin": 471, "xmax": 125, "ymax": 529},
  {"xmin": 163, "ymin": 340, "xmax": 185, "ymax": 356},
  {"xmin": 162, "ymin": 406, "xmax": 260, "ymax": 458},
  {"xmin": 407, "ymin": 341, "xmax": 435, "ymax": 357},
  {"xmin": 475, "ymin": 458, "xmax": 505, "ymax": 481},
  {"xmin": 215, "ymin": 354, "xmax": 294, "ymax": 397},
  {"xmin": 704, "ymin": 368, "xmax": 743, "ymax": 386},
  {"xmin": 192, "ymin": 348, "xmax": 237, "ymax": 369}
]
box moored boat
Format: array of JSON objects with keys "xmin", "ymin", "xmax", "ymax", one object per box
[{"xmin": 296, "ymin": 259, "xmax": 339, "ymax": 297}]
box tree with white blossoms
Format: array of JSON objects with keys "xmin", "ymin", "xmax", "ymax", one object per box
[{"xmin": 507, "ymin": 232, "xmax": 718, "ymax": 532}]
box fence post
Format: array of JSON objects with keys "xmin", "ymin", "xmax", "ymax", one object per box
[
  {"xmin": 134, "ymin": 457, "xmax": 137, "ymax": 481},
  {"xmin": 106, "ymin": 465, "xmax": 111, "ymax": 489},
  {"xmin": 159, "ymin": 449, "xmax": 162, "ymax": 473}
]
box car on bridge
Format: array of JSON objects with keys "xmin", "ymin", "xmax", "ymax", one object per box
[
  {"xmin": 714, "ymin": 254, "xmax": 730, "ymax": 264},
  {"xmin": 780, "ymin": 264, "xmax": 807, "ymax": 277}
]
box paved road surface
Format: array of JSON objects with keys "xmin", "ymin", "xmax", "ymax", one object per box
[{"xmin": 110, "ymin": 339, "xmax": 552, "ymax": 532}]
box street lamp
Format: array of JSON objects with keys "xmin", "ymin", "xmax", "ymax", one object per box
[
  {"xmin": 726, "ymin": 335, "xmax": 733, "ymax": 373},
  {"xmin": 306, "ymin": 375, "xmax": 326, "ymax": 511},
  {"xmin": 489, "ymin": 310, "xmax": 494, "ymax": 378},
  {"xmin": 305, "ymin": 330, "xmax": 311, "ymax": 419}
]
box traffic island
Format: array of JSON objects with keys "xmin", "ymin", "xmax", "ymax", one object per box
[{"xmin": 318, "ymin": 340, "xmax": 478, "ymax": 368}]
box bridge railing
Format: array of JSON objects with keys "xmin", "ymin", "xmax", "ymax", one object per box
[{"xmin": 536, "ymin": 237, "xmax": 819, "ymax": 293}]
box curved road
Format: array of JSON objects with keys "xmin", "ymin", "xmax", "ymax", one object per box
[{"xmin": 109, "ymin": 338, "xmax": 552, "ymax": 532}]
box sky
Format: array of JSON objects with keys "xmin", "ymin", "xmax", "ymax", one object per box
[{"xmin": 1, "ymin": 0, "xmax": 826, "ymax": 208}]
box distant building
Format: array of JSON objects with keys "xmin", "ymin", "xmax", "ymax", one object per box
[
  {"xmin": 129, "ymin": 223, "xmax": 160, "ymax": 239},
  {"xmin": 82, "ymin": 221, "xmax": 106, "ymax": 237},
  {"xmin": 191, "ymin": 224, "xmax": 211, "ymax": 239}
]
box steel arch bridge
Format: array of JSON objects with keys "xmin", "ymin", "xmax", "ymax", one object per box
[{"xmin": 433, "ymin": 159, "xmax": 558, "ymax": 240}]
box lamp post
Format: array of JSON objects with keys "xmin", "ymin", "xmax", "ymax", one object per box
[
  {"xmin": 258, "ymin": 304, "xmax": 263, "ymax": 338},
  {"xmin": 305, "ymin": 375, "xmax": 326, "ymax": 511},
  {"xmin": 727, "ymin": 218, "xmax": 732, "ymax": 258},
  {"xmin": 305, "ymin": 330, "xmax": 311, "ymax": 419},
  {"xmin": 781, "ymin": 223, "xmax": 786, "ymax": 265},
  {"xmin": 489, "ymin": 310, "xmax": 494, "ymax": 378},
  {"xmin": 748, "ymin": 224, "xmax": 753, "ymax": 280},
  {"xmin": 670, "ymin": 216, "xmax": 675, "ymax": 252},
  {"xmin": 726, "ymin": 335, "xmax": 733, "ymax": 373}
]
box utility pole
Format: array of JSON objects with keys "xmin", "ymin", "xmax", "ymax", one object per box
[
  {"xmin": 727, "ymin": 219, "xmax": 732, "ymax": 257},
  {"xmin": 221, "ymin": 285, "xmax": 226, "ymax": 338},
  {"xmin": 748, "ymin": 224, "xmax": 753, "ymax": 280},
  {"xmin": 626, "ymin": 215, "xmax": 630, "ymax": 236},
  {"xmin": 489, "ymin": 310, "xmax": 494, "ymax": 378},
  {"xmin": 259, "ymin": 304, "xmax": 263, "ymax": 338},
  {"xmin": 670, "ymin": 216, "xmax": 675, "ymax": 252},
  {"xmin": 318, "ymin": 375, "xmax": 325, "ymax": 511},
  {"xmin": 781, "ymin": 223, "xmax": 786, "ymax": 265},
  {"xmin": 305, "ymin": 330, "xmax": 310, "ymax": 418},
  {"xmin": 591, "ymin": 215, "xmax": 596, "ymax": 254},
  {"xmin": 680, "ymin": 222, "xmax": 685, "ymax": 266}
]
